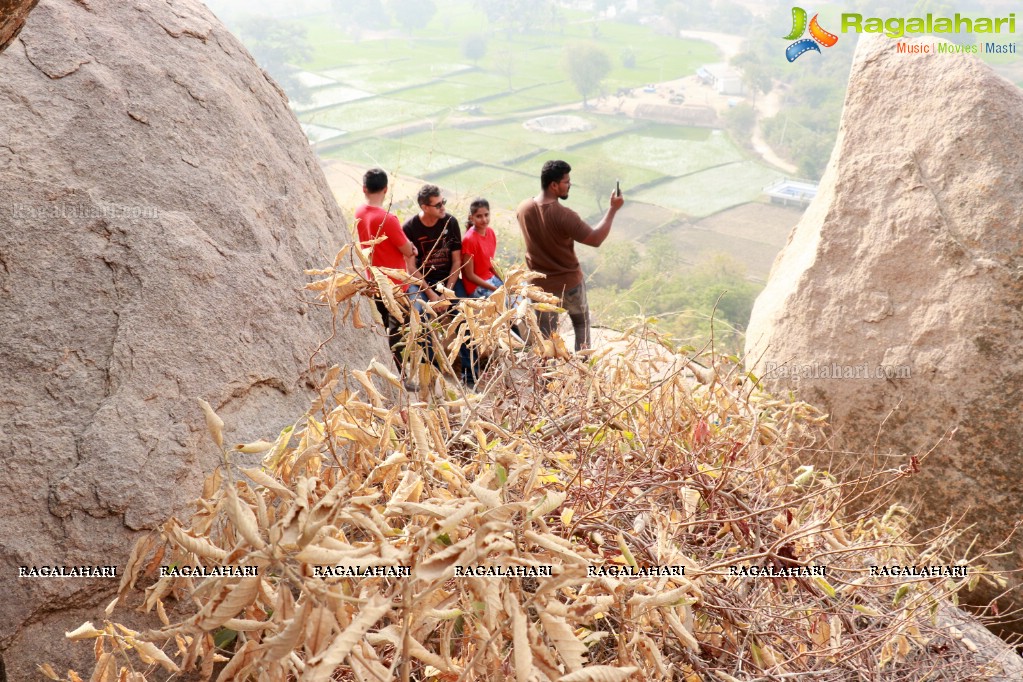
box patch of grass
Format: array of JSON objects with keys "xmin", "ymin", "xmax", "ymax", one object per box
[
  {"xmin": 303, "ymin": 97, "xmax": 440, "ymax": 133},
  {"xmin": 479, "ymin": 114, "xmax": 638, "ymax": 152},
  {"xmin": 667, "ymin": 226, "xmax": 785, "ymax": 282},
  {"xmin": 507, "ymin": 152, "xmax": 664, "ymax": 212},
  {"xmin": 320, "ymin": 60, "xmax": 472, "ymax": 92},
  {"xmin": 291, "ymin": 85, "xmax": 374, "ymax": 113},
  {"xmin": 633, "ymin": 161, "xmax": 781, "ymax": 218},
  {"xmin": 595, "ymin": 127, "xmax": 743, "ymax": 177},
  {"xmin": 390, "ymin": 79, "xmax": 506, "ymax": 109},
  {"xmin": 430, "ymin": 164, "xmax": 538, "ymax": 211},
  {"xmin": 442, "ymin": 69, "xmax": 516, "ymax": 93},
  {"xmin": 605, "ymin": 202, "xmax": 680, "ymax": 242},
  {"xmin": 470, "ymin": 92, "xmax": 563, "ymax": 115},
  {"xmin": 301, "ymin": 24, "xmax": 465, "ymax": 71},
  {"xmin": 398, "ymin": 128, "xmax": 544, "ymax": 166},
  {"xmin": 322, "ymin": 137, "xmax": 470, "ymax": 178},
  {"xmin": 301, "ymin": 6, "xmax": 720, "ymax": 99}
]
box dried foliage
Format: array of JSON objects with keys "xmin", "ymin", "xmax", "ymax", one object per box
[{"xmin": 50, "ymin": 249, "xmax": 1009, "ymax": 681}]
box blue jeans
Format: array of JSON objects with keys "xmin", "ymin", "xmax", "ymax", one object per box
[
  {"xmin": 454, "ymin": 275, "xmax": 502, "ymax": 299},
  {"xmin": 405, "ymin": 283, "xmax": 427, "ymax": 314},
  {"xmin": 455, "ymin": 276, "xmax": 503, "ymax": 385},
  {"xmin": 404, "ymin": 283, "xmax": 449, "ymax": 368}
]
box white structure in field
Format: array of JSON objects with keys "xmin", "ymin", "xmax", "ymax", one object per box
[
  {"xmin": 763, "ymin": 179, "xmax": 818, "ymax": 207},
  {"xmin": 697, "ymin": 63, "xmax": 746, "ymax": 96}
]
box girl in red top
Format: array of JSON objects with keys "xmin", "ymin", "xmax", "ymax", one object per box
[
  {"xmin": 457, "ymin": 198, "xmax": 502, "ymax": 299},
  {"xmin": 456, "ymin": 198, "xmax": 504, "ymax": 388}
]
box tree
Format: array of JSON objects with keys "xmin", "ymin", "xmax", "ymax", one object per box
[
  {"xmin": 234, "ymin": 16, "xmax": 313, "ymax": 105},
  {"xmin": 730, "ymin": 52, "xmax": 772, "ymax": 108},
  {"xmin": 333, "ymin": 0, "xmax": 390, "ymax": 32},
  {"xmin": 494, "ymin": 49, "xmax": 516, "ymax": 90},
  {"xmin": 475, "ymin": 0, "xmax": 556, "ymax": 35},
  {"xmin": 389, "ymin": 0, "xmax": 436, "ymax": 35},
  {"xmin": 462, "ymin": 33, "xmax": 488, "ymax": 65},
  {"xmin": 724, "ymin": 102, "xmax": 755, "ymax": 145},
  {"xmin": 620, "ymin": 47, "xmax": 636, "ymax": 68},
  {"xmin": 573, "ymin": 155, "xmax": 622, "ymax": 214},
  {"xmin": 595, "ymin": 241, "xmax": 640, "ymax": 289},
  {"xmin": 564, "ymin": 43, "xmax": 612, "ymax": 107},
  {"xmin": 660, "ymin": 2, "xmax": 692, "ymax": 36}
]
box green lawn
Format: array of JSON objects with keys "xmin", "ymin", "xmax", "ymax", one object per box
[
  {"xmin": 481, "ymin": 114, "xmax": 637, "ymax": 151},
  {"xmin": 319, "ymin": 60, "xmax": 472, "ymax": 93},
  {"xmin": 292, "ymin": 85, "xmax": 373, "ymax": 113},
  {"xmin": 633, "ymin": 161, "xmax": 781, "ymax": 218},
  {"xmin": 322, "ymin": 137, "xmax": 471, "ymax": 178},
  {"xmin": 595, "ymin": 127, "xmax": 743, "ymax": 177},
  {"xmin": 291, "ymin": 4, "xmax": 782, "ymax": 248},
  {"xmin": 390, "ymin": 80, "xmax": 506, "ymax": 108},
  {"xmin": 509, "ymin": 153, "xmax": 664, "ymax": 212},
  {"xmin": 397, "ymin": 128, "xmax": 544, "ymax": 166},
  {"xmin": 442, "ymin": 70, "xmax": 516, "ymax": 93},
  {"xmin": 469, "ymin": 92, "xmax": 565, "ymax": 115},
  {"xmin": 429, "ymin": 165, "xmax": 538, "ymax": 211},
  {"xmin": 299, "ymin": 4, "xmax": 719, "ymax": 100},
  {"xmin": 303, "ymin": 97, "xmax": 440, "ymax": 133}
]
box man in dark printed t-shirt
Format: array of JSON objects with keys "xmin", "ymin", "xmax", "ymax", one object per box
[{"xmin": 402, "ymin": 184, "xmax": 462, "ymax": 311}]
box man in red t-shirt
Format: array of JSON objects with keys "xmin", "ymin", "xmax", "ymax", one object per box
[
  {"xmin": 355, "ymin": 168, "xmax": 416, "ymax": 371},
  {"xmin": 516, "ymin": 160, "xmax": 623, "ymax": 351}
]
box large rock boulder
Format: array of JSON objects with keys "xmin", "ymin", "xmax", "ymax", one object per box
[
  {"xmin": 0, "ymin": 0, "xmax": 37, "ymax": 53},
  {"xmin": 746, "ymin": 36, "xmax": 1023, "ymax": 630},
  {"xmin": 0, "ymin": 0, "xmax": 387, "ymax": 675}
]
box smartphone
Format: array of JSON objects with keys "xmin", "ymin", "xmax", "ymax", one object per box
[{"xmin": 615, "ymin": 180, "xmax": 621, "ymax": 197}]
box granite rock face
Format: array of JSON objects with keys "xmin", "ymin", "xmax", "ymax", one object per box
[
  {"xmin": 746, "ymin": 36, "xmax": 1023, "ymax": 629},
  {"xmin": 0, "ymin": 0, "xmax": 386, "ymax": 675},
  {"xmin": 0, "ymin": 0, "xmax": 37, "ymax": 53}
]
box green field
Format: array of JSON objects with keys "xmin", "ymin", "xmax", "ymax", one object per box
[
  {"xmin": 289, "ymin": 1, "xmax": 791, "ymax": 268},
  {"xmin": 398, "ymin": 128, "xmax": 544, "ymax": 166},
  {"xmin": 596, "ymin": 126, "xmax": 743, "ymax": 177},
  {"xmin": 428, "ymin": 165, "xmax": 538, "ymax": 212},
  {"xmin": 633, "ymin": 161, "xmax": 780, "ymax": 218},
  {"xmin": 305, "ymin": 97, "xmax": 440, "ymax": 133},
  {"xmin": 323, "ymin": 137, "xmax": 469, "ymax": 178}
]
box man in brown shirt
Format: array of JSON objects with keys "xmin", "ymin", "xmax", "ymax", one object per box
[{"xmin": 516, "ymin": 159, "xmax": 624, "ymax": 350}]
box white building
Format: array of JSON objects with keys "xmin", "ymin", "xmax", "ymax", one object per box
[{"xmin": 697, "ymin": 63, "xmax": 746, "ymax": 97}]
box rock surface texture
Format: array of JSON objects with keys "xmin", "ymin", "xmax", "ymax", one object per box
[
  {"xmin": 746, "ymin": 36, "xmax": 1023, "ymax": 632},
  {"xmin": 0, "ymin": 0, "xmax": 387, "ymax": 675},
  {"xmin": 0, "ymin": 0, "xmax": 36, "ymax": 53}
]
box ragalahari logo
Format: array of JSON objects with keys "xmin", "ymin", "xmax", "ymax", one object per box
[{"xmin": 784, "ymin": 7, "xmax": 839, "ymax": 62}]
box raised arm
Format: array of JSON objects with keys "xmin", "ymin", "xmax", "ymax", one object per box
[{"xmin": 581, "ymin": 190, "xmax": 625, "ymax": 247}]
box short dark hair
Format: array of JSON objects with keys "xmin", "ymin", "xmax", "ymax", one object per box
[
  {"xmin": 417, "ymin": 184, "xmax": 441, "ymax": 207},
  {"xmin": 363, "ymin": 168, "xmax": 388, "ymax": 194},
  {"xmin": 540, "ymin": 160, "xmax": 572, "ymax": 191}
]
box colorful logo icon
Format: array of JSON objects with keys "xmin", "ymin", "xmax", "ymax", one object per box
[{"xmin": 784, "ymin": 7, "xmax": 838, "ymax": 62}]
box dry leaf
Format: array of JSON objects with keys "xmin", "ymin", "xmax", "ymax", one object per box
[
  {"xmin": 557, "ymin": 666, "xmax": 639, "ymax": 682},
  {"xmin": 197, "ymin": 398, "xmax": 224, "ymax": 449}
]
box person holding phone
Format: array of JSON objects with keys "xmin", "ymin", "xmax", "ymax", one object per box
[{"xmin": 516, "ymin": 160, "xmax": 624, "ymax": 351}]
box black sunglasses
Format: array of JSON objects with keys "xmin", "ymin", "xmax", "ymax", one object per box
[{"xmin": 426, "ymin": 199, "xmax": 447, "ymax": 208}]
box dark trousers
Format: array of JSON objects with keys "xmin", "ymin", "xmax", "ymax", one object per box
[
  {"xmin": 536, "ymin": 282, "xmax": 590, "ymax": 351},
  {"xmin": 374, "ymin": 298, "xmax": 403, "ymax": 372}
]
